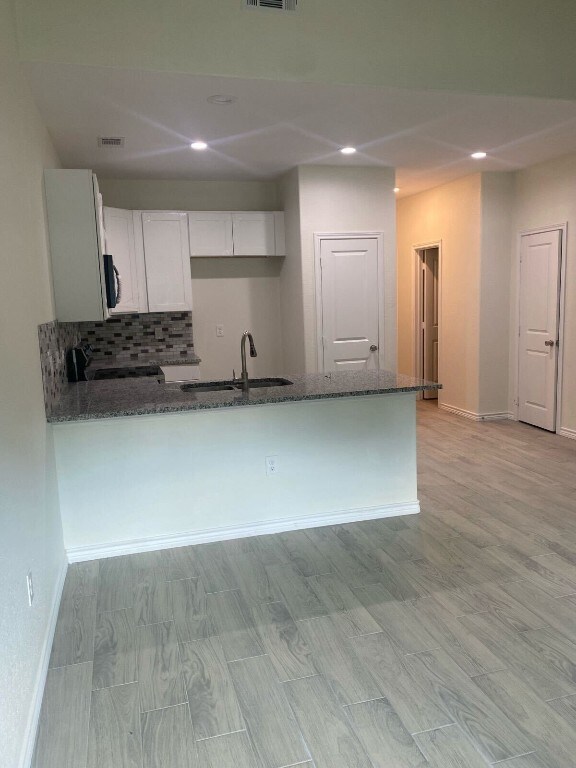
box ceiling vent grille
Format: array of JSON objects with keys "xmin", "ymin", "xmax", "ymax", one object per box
[
  {"xmin": 245, "ymin": 0, "xmax": 298, "ymax": 11},
  {"xmin": 97, "ymin": 136, "xmax": 125, "ymax": 148}
]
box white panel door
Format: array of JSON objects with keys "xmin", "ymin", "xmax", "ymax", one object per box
[
  {"xmin": 518, "ymin": 230, "xmax": 561, "ymax": 431},
  {"xmin": 104, "ymin": 207, "xmax": 147, "ymax": 313},
  {"xmin": 141, "ymin": 212, "xmax": 193, "ymax": 312},
  {"xmin": 319, "ymin": 238, "xmax": 380, "ymax": 372},
  {"xmin": 188, "ymin": 212, "xmax": 233, "ymax": 256},
  {"xmin": 233, "ymin": 213, "xmax": 276, "ymax": 256}
]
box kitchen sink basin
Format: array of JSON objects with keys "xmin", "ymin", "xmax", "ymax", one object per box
[
  {"xmin": 181, "ymin": 382, "xmax": 236, "ymax": 393},
  {"xmin": 241, "ymin": 378, "xmax": 293, "ymax": 388},
  {"xmin": 180, "ymin": 377, "xmax": 293, "ymax": 394}
]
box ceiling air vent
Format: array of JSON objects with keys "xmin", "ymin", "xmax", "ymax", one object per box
[
  {"xmin": 97, "ymin": 136, "xmax": 126, "ymax": 148},
  {"xmin": 245, "ymin": 0, "xmax": 298, "ymax": 11}
]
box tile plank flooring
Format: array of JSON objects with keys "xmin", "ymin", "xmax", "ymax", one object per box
[{"xmin": 33, "ymin": 402, "xmax": 576, "ymax": 767}]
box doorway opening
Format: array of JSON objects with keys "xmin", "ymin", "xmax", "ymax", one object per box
[{"xmin": 415, "ymin": 244, "xmax": 441, "ymax": 401}]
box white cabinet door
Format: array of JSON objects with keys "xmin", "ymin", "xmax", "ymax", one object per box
[
  {"xmin": 104, "ymin": 207, "xmax": 148, "ymax": 314},
  {"xmin": 189, "ymin": 212, "xmax": 233, "ymax": 256},
  {"xmin": 44, "ymin": 169, "xmax": 107, "ymax": 322},
  {"xmin": 232, "ymin": 213, "xmax": 276, "ymax": 256},
  {"xmin": 274, "ymin": 212, "xmax": 286, "ymax": 256},
  {"xmin": 141, "ymin": 212, "xmax": 193, "ymax": 312}
]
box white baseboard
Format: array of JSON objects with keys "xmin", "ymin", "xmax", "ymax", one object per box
[
  {"xmin": 66, "ymin": 501, "xmax": 421, "ymax": 562},
  {"xmin": 480, "ymin": 412, "xmax": 514, "ymax": 422},
  {"xmin": 558, "ymin": 427, "xmax": 576, "ymax": 441},
  {"xmin": 20, "ymin": 559, "xmax": 67, "ymax": 768},
  {"xmin": 439, "ymin": 403, "xmax": 512, "ymax": 422}
]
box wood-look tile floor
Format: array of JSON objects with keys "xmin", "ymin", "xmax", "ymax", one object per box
[{"xmin": 33, "ymin": 402, "xmax": 576, "ymax": 768}]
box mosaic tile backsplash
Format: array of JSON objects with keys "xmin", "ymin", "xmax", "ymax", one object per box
[
  {"xmin": 38, "ymin": 312, "xmax": 194, "ymax": 416},
  {"xmin": 77, "ymin": 312, "xmax": 194, "ymax": 360},
  {"xmin": 38, "ymin": 320, "xmax": 81, "ymax": 416}
]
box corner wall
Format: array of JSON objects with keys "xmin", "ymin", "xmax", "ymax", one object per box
[
  {"xmin": 297, "ymin": 166, "xmax": 397, "ymax": 373},
  {"xmin": 0, "ymin": 1, "xmax": 66, "ymax": 765},
  {"xmin": 479, "ymin": 172, "xmax": 514, "ymax": 416},
  {"xmin": 278, "ymin": 169, "xmax": 306, "ymax": 374}
]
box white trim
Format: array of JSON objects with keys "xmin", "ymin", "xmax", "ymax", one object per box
[
  {"xmin": 313, "ymin": 232, "xmax": 385, "ymax": 374},
  {"xmin": 558, "ymin": 427, "xmax": 576, "ymax": 441},
  {"xmin": 512, "ymin": 224, "xmax": 567, "ymax": 433},
  {"xmin": 19, "ymin": 560, "xmax": 67, "ymax": 768},
  {"xmin": 413, "ymin": 241, "xmax": 443, "ymax": 401},
  {"xmin": 439, "ymin": 403, "xmax": 512, "ymax": 422},
  {"xmin": 66, "ymin": 501, "xmax": 421, "ymax": 562}
]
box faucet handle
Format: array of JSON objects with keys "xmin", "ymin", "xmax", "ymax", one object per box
[{"xmin": 232, "ymin": 368, "xmax": 236, "ymax": 382}]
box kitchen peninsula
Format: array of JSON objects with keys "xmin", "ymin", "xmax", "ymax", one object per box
[{"xmin": 50, "ymin": 371, "xmax": 439, "ymax": 562}]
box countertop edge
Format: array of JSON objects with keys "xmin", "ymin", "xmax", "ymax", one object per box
[{"xmin": 48, "ymin": 383, "xmax": 441, "ymax": 424}]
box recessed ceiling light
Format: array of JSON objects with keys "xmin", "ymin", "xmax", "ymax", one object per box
[
  {"xmin": 340, "ymin": 146, "xmax": 357, "ymax": 155},
  {"xmin": 190, "ymin": 141, "xmax": 208, "ymax": 151},
  {"xmin": 207, "ymin": 94, "xmax": 236, "ymax": 105},
  {"xmin": 471, "ymin": 151, "xmax": 487, "ymax": 159},
  {"xmin": 393, "ymin": 187, "xmax": 400, "ymax": 193}
]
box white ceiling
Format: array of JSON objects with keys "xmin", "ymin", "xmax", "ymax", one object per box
[{"xmin": 24, "ymin": 62, "xmax": 576, "ymax": 197}]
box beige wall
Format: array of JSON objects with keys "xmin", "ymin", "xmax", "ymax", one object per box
[
  {"xmin": 297, "ymin": 166, "xmax": 397, "ymax": 373},
  {"xmin": 99, "ymin": 178, "xmax": 283, "ymax": 380},
  {"xmin": 99, "ymin": 179, "xmax": 278, "ymax": 212},
  {"xmin": 397, "ymin": 175, "xmax": 482, "ymax": 414},
  {"xmin": 0, "ymin": 1, "xmax": 65, "ymax": 765},
  {"xmin": 512, "ymin": 153, "xmax": 576, "ymax": 433},
  {"xmin": 479, "ymin": 173, "xmax": 515, "ymax": 415},
  {"xmin": 278, "ymin": 169, "xmax": 306, "ymax": 374},
  {"xmin": 190, "ymin": 258, "xmax": 284, "ymax": 380},
  {"xmin": 16, "ymin": 0, "xmax": 576, "ymax": 100}
]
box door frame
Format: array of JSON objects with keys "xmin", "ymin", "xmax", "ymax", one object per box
[
  {"xmin": 413, "ymin": 240, "xmax": 443, "ymax": 400},
  {"xmin": 314, "ymin": 232, "xmax": 385, "ymax": 373},
  {"xmin": 513, "ymin": 223, "xmax": 567, "ymax": 433}
]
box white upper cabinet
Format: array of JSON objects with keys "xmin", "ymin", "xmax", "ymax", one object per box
[
  {"xmin": 188, "ymin": 211, "xmax": 285, "ymax": 257},
  {"xmin": 140, "ymin": 212, "xmax": 193, "ymax": 312},
  {"xmin": 188, "ymin": 212, "xmax": 233, "ymax": 256},
  {"xmin": 232, "ymin": 213, "xmax": 276, "ymax": 256},
  {"xmin": 44, "ymin": 169, "xmax": 108, "ymax": 322},
  {"xmin": 103, "ymin": 207, "xmax": 147, "ymax": 314}
]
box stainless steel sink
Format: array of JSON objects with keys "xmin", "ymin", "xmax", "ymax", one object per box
[
  {"xmin": 180, "ymin": 377, "xmax": 293, "ymax": 394},
  {"xmin": 180, "ymin": 382, "xmax": 236, "ymax": 393},
  {"xmin": 240, "ymin": 378, "xmax": 293, "ymax": 388}
]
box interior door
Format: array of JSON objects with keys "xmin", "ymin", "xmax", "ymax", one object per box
[
  {"xmin": 518, "ymin": 230, "xmax": 561, "ymax": 431},
  {"xmin": 421, "ymin": 248, "xmax": 439, "ymax": 399},
  {"xmin": 319, "ymin": 237, "xmax": 380, "ymax": 372}
]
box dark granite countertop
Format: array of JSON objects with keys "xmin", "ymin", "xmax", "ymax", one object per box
[{"xmin": 48, "ymin": 370, "xmax": 441, "ymax": 423}]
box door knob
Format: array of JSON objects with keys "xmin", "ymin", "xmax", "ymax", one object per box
[
  {"xmin": 544, "ymin": 340, "xmax": 555, "ymax": 347},
  {"xmin": 370, "ymin": 344, "xmax": 378, "ymax": 352}
]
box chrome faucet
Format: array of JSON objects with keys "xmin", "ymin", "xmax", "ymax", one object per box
[{"xmin": 236, "ymin": 331, "xmax": 257, "ymax": 393}]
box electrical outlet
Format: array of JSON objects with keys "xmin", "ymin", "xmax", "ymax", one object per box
[
  {"xmin": 265, "ymin": 455, "xmax": 278, "ymax": 476},
  {"xmin": 26, "ymin": 571, "xmax": 34, "ymax": 607},
  {"xmin": 216, "ymin": 324, "xmax": 224, "ymax": 337}
]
